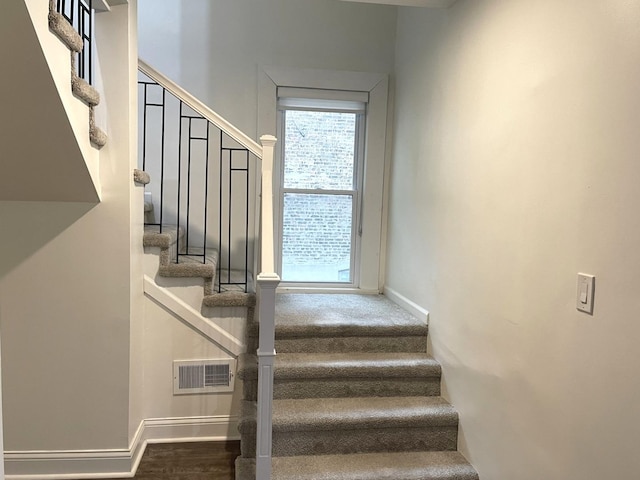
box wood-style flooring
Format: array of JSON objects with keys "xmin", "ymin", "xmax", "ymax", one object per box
[{"xmin": 89, "ymin": 441, "xmax": 240, "ymax": 480}]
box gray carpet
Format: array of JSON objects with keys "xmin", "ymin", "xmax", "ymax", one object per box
[
  {"xmin": 143, "ymin": 225, "xmax": 256, "ymax": 309},
  {"xmin": 236, "ymin": 294, "xmax": 479, "ymax": 480},
  {"xmin": 48, "ymin": 0, "xmax": 106, "ymax": 149}
]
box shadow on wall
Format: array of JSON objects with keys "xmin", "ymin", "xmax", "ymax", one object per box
[{"xmin": 0, "ymin": 201, "xmax": 95, "ymax": 280}]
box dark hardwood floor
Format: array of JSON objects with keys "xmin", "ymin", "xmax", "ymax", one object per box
[{"xmin": 88, "ymin": 441, "xmax": 240, "ymax": 480}]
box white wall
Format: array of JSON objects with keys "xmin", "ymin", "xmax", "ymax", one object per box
[
  {"xmin": 140, "ymin": 297, "xmax": 241, "ymax": 424},
  {"xmin": 0, "ymin": 1, "xmax": 140, "ymax": 453},
  {"xmin": 138, "ymin": 0, "xmax": 397, "ymax": 139},
  {"xmin": 387, "ymin": 1, "xmax": 640, "ymax": 479},
  {"xmin": 138, "ymin": 0, "xmax": 397, "ymax": 291},
  {"xmin": 0, "ymin": 0, "xmax": 100, "ymax": 202}
]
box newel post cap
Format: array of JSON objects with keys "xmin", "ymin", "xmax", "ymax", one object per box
[{"xmin": 260, "ymin": 134, "xmax": 277, "ymax": 147}]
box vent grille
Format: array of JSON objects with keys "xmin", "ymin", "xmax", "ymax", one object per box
[{"xmin": 173, "ymin": 359, "xmax": 235, "ymax": 395}]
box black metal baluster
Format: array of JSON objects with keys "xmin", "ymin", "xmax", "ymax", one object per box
[
  {"xmin": 219, "ymin": 130, "xmax": 223, "ymax": 292},
  {"xmin": 186, "ymin": 117, "xmax": 192, "ymax": 257},
  {"xmin": 204, "ymin": 122, "xmax": 210, "ymax": 264},
  {"xmin": 142, "ymin": 84, "xmax": 148, "ymax": 171},
  {"xmin": 138, "ymin": 74, "xmax": 254, "ymax": 290},
  {"xmin": 227, "ymin": 147, "xmax": 232, "ymax": 287},
  {"xmin": 177, "ymin": 101, "xmax": 183, "ymax": 261},
  {"xmin": 87, "ymin": 0, "xmax": 92, "ymax": 84},
  {"xmin": 78, "ymin": 1, "xmax": 85, "ymax": 81},
  {"xmin": 244, "ymin": 151, "xmax": 250, "ymax": 292},
  {"xmin": 159, "ymin": 88, "xmax": 166, "ymax": 233},
  {"xmin": 57, "ymin": 0, "xmax": 93, "ymax": 84}
]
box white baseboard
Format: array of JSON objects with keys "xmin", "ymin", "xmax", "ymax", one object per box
[
  {"xmin": 4, "ymin": 415, "xmax": 239, "ymax": 480},
  {"xmin": 383, "ymin": 286, "xmax": 430, "ymax": 324}
]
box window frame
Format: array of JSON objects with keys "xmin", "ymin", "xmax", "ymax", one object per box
[
  {"xmin": 276, "ymin": 105, "xmax": 366, "ymax": 287},
  {"xmin": 258, "ymin": 66, "xmax": 389, "ymax": 293}
]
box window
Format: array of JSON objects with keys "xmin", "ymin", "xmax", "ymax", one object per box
[
  {"xmin": 277, "ymin": 91, "xmax": 366, "ymax": 285},
  {"xmin": 258, "ymin": 66, "xmax": 389, "ymax": 292}
]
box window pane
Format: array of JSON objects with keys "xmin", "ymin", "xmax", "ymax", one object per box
[
  {"xmin": 283, "ymin": 110, "xmax": 356, "ymax": 190},
  {"xmin": 282, "ymin": 193, "xmax": 353, "ymax": 283}
]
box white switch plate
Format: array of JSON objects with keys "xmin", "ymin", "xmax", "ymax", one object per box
[{"xmin": 576, "ymin": 273, "xmax": 595, "ymax": 314}]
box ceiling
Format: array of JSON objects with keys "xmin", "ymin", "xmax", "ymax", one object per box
[{"xmin": 339, "ymin": 0, "xmax": 456, "ymax": 7}]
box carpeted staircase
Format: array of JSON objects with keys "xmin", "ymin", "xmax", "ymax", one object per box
[
  {"xmin": 48, "ymin": 0, "xmax": 107, "ymax": 148},
  {"xmin": 143, "ymin": 224, "xmax": 256, "ymax": 311},
  {"xmin": 235, "ymin": 294, "xmax": 479, "ymax": 480}
]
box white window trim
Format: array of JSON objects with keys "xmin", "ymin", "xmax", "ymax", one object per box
[{"xmin": 258, "ymin": 66, "xmax": 389, "ymax": 293}]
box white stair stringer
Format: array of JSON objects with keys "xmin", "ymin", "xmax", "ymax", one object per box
[
  {"xmin": 24, "ymin": 0, "xmax": 103, "ymax": 197},
  {"xmin": 0, "ymin": 0, "xmax": 100, "ymax": 201},
  {"xmin": 143, "ymin": 275, "xmax": 245, "ymax": 357},
  {"xmin": 143, "ymin": 229, "xmax": 252, "ymax": 357}
]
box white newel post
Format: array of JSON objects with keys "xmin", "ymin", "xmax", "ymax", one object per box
[{"xmin": 256, "ymin": 135, "xmax": 279, "ymax": 480}]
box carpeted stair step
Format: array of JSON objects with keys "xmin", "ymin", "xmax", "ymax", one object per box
[
  {"xmin": 246, "ymin": 294, "xmax": 428, "ymax": 353},
  {"xmin": 133, "ymin": 169, "xmax": 151, "ymax": 185},
  {"xmin": 48, "ymin": 8, "xmax": 83, "ymax": 52},
  {"xmin": 143, "ymin": 224, "xmax": 183, "ymax": 249},
  {"xmin": 143, "ymin": 224, "xmax": 183, "ymax": 267},
  {"xmin": 203, "ymin": 291, "xmax": 256, "ymax": 307},
  {"xmin": 48, "ymin": 0, "xmax": 107, "ymax": 149},
  {"xmin": 159, "ymin": 248, "xmax": 218, "ymax": 278},
  {"xmin": 144, "ymin": 225, "xmax": 258, "ymax": 309},
  {"xmin": 143, "ymin": 225, "xmax": 217, "ymax": 278},
  {"xmin": 235, "ymin": 451, "xmax": 479, "ymax": 480},
  {"xmin": 238, "ymin": 352, "xmax": 441, "ymax": 400},
  {"xmin": 71, "ymin": 70, "xmax": 100, "ymax": 106},
  {"xmin": 238, "ymin": 396, "xmax": 459, "ymax": 458},
  {"xmin": 247, "ymin": 319, "xmax": 427, "ymax": 354},
  {"xmin": 89, "ymin": 107, "xmax": 107, "ymax": 148}
]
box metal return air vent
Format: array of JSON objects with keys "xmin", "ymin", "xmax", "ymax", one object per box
[{"xmin": 173, "ymin": 359, "xmax": 236, "ymax": 395}]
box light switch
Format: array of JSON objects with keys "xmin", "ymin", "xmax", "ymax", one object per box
[{"xmin": 576, "ymin": 273, "xmax": 595, "ymax": 314}]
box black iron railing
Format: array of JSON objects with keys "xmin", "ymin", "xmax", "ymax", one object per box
[
  {"xmin": 56, "ymin": 0, "xmax": 93, "ymax": 84},
  {"xmin": 139, "ymin": 74, "xmax": 254, "ymax": 293}
]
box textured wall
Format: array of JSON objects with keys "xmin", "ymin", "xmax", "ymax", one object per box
[
  {"xmin": 138, "ymin": 0, "xmax": 397, "ymax": 138},
  {"xmin": 0, "ymin": 2, "xmax": 139, "ymax": 451},
  {"xmin": 387, "ymin": 2, "xmax": 640, "ymax": 479}
]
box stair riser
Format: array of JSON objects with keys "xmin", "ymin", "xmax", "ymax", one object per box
[
  {"xmin": 234, "ymin": 458, "xmax": 254, "ymax": 480},
  {"xmin": 241, "ymin": 426, "xmax": 457, "ymax": 457},
  {"xmin": 235, "ymin": 456, "xmax": 479, "ymax": 480},
  {"xmin": 242, "ymin": 378, "xmax": 440, "ymax": 401},
  {"xmin": 247, "ymin": 336, "xmax": 427, "ymax": 354}
]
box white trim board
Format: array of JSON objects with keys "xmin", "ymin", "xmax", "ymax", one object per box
[
  {"xmin": 277, "ymin": 286, "xmax": 380, "ymax": 295},
  {"xmin": 4, "ymin": 415, "xmax": 239, "ymax": 479},
  {"xmin": 258, "ymin": 65, "xmax": 390, "ymax": 293},
  {"xmin": 384, "ymin": 286, "xmax": 430, "ymax": 324}
]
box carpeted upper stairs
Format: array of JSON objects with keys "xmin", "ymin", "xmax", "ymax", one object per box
[
  {"xmin": 143, "ymin": 224, "xmax": 256, "ymax": 311},
  {"xmin": 48, "ymin": 0, "xmax": 106, "ymax": 148},
  {"xmin": 236, "ymin": 294, "xmax": 479, "ymax": 480}
]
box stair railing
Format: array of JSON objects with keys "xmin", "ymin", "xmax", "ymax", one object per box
[
  {"xmin": 255, "ymin": 135, "xmax": 280, "ymax": 480},
  {"xmin": 139, "ymin": 59, "xmax": 262, "ymax": 293},
  {"xmin": 55, "ymin": 0, "xmax": 93, "ymax": 84},
  {"xmin": 138, "ymin": 60, "xmax": 280, "ymax": 479}
]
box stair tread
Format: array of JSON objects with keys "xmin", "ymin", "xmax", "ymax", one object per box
[
  {"xmin": 72, "ymin": 74, "xmax": 100, "ymax": 106},
  {"xmin": 269, "ymin": 451, "xmax": 478, "ymax": 480},
  {"xmin": 143, "ymin": 225, "xmax": 183, "ymax": 248},
  {"xmin": 269, "ymin": 396, "xmax": 458, "ymax": 431},
  {"xmin": 272, "ymin": 294, "xmax": 427, "ymax": 337},
  {"xmin": 177, "ymin": 248, "xmax": 218, "ymax": 266},
  {"xmin": 239, "ymin": 352, "xmax": 440, "ymax": 379},
  {"xmin": 249, "ymin": 315, "xmax": 428, "ymax": 339},
  {"xmin": 202, "ymin": 291, "xmax": 256, "ymax": 307},
  {"xmin": 48, "ymin": 11, "xmax": 83, "ymax": 52},
  {"xmin": 276, "ymin": 352, "xmax": 440, "ymax": 378}
]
